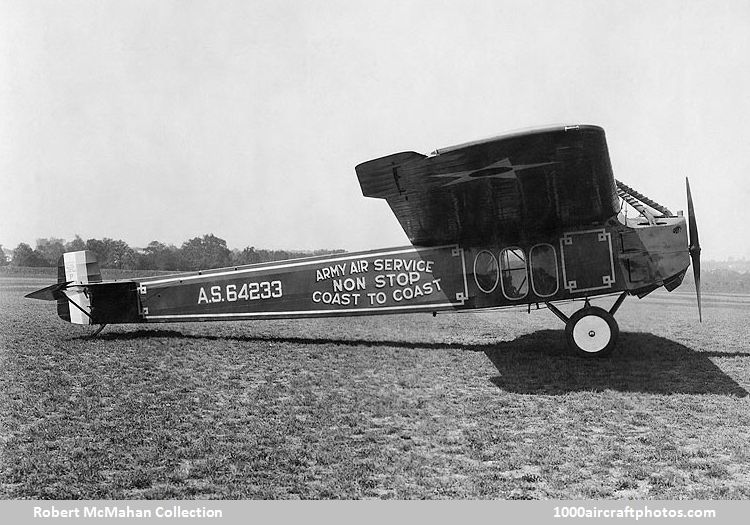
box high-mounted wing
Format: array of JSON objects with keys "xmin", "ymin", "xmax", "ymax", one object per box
[{"xmin": 356, "ymin": 125, "xmax": 619, "ymax": 246}]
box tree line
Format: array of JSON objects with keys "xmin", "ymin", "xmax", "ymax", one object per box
[{"xmin": 0, "ymin": 235, "xmax": 345, "ymax": 271}]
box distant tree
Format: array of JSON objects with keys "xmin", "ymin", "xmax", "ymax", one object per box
[
  {"xmin": 35, "ymin": 237, "xmax": 66, "ymax": 266},
  {"xmin": 232, "ymin": 246, "xmax": 261, "ymax": 266},
  {"xmin": 65, "ymin": 235, "xmax": 87, "ymax": 252},
  {"xmin": 0, "ymin": 245, "xmax": 8, "ymax": 266},
  {"xmin": 313, "ymin": 249, "xmax": 346, "ymax": 256},
  {"xmin": 230, "ymin": 246, "xmax": 346, "ymax": 266},
  {"xmin": 84, "ymin": 238, "xmax": 108, "ymax": 265},
  {"xmin": 179, "ymin": 234, "xmax": 231, "ymax": 270},
  {"xmin": 85, "ymin": 238, "xmax": 137, "ymax": 269},
  {"xmin": 11, "ymin": 243, "xmax": 49, "ymax": 267},
  {"xmin": 105, "ymin": 239, "xmax": 137, "ymax": 269},
  {"xmin": 138, "ymin": 241, "xmax": 180, "ymax": 271}
]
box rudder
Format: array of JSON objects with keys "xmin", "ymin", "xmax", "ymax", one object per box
[{"xmin": 56, "ymin": 250, "xmax": 102, "ymax": 324}]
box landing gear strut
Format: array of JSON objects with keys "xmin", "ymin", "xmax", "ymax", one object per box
[{"xmin": 545, "ymin": 292, "xmax": 627, "ymax": 358}]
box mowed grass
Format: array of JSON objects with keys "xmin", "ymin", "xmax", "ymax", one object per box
[{"xmin": 1, "ymin": 273, "xmax": 749, "ymax": 499}]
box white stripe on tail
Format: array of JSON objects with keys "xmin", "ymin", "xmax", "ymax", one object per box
[{"xmin": 59, "ymin": 251, "xmax": 102, "ymax": 324}]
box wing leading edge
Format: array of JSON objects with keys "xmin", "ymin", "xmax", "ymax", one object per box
[{"xmin": 355, "ymin": 125, "xmax": 620, "ymax": 246}]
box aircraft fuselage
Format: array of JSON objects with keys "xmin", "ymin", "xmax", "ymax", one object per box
[{"xmin": 62, "ymin": 214, "xmax": 689, "ymax": 326}]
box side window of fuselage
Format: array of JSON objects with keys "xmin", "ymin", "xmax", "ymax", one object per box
[
  {"xmin": 530, "ymin": 244, "xmax": 559, "ymax": 297},
  {"xmin": 473, "ymin": 250, "xmax": 499, "ymax": 293},
  {"xmin": 499, "ymin": 247, "xmax": 528, "ymax": 300}
]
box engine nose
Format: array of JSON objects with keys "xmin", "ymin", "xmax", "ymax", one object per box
[
  {"xmin": 619, "ymin": 216, "xmax": 691, "ymax": 294},
  {"xmin": 653, "ymin": 217, "xmax": 691, "ymax": 283}
]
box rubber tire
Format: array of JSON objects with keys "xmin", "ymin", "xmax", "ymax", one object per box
[{"xmin": 565, "ymin": 306, "xmax": 619, "ymax": 358}]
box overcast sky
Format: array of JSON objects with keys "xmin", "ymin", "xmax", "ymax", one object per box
[{"xmin": 1, "ymin": 0, "xmax": 748, "ymax": 258}]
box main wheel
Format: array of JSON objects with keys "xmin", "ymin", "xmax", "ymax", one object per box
[{"xmin": 565, "ymin": 306, "xmax": 619, "ymax": 357}]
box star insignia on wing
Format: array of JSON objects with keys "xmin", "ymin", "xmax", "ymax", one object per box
[{"xmin": 430, "ymin": 158, "xmax": 556, "ymax": 187}]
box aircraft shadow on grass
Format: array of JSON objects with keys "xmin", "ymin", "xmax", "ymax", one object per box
[
  {"xmin": 95, "ymin": 329, "xmax": 748, "ymax": 397},
  {"xmin": 483, "ymin": 330, "xmax": 749, "ymax": 397}
]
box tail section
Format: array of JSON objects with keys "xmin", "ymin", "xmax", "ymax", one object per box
[
  {"xmin": 55, "ymin": 250, "xmax": 102, "ymax": 324},
  {"xmin": 26, "ymin": 250, "xmax": 142, "ymax": 326},
  {"xmin": 58, "ymin": 250, "xmax": 102, "ymax": 285},
  {"xmin": 57, "ymin": 251, "xmax": 102, "ymax": 324}
]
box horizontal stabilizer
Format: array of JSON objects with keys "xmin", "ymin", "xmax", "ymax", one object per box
[{"xmin": 25, "ymin": 281, "xmax": 73, "ymax": 301}]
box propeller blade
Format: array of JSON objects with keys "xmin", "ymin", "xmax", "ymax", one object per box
[
  {"xmin": 686, "ymin": 178, "xmax": 700, "ymax": 252},
  {"xmin": 693, "ymin": 251, "xmax": 702, "ymax": 323},
  {"xmin": 686, "ymin": 177, "xmax": 702, "ymax": 322}
]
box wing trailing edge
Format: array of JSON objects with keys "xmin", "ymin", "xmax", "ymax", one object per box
[{"xmin": 355, "ymin": 151, "xmax": 427, "ymax": 198}]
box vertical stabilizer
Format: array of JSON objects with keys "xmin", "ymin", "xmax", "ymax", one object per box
[{"xmin": 57, "ymin": 251, "xmax": 102, "ymax": 324}]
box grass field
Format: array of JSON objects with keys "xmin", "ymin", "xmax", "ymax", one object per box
[{"xmin": 1, "ymin": 271, "xmax": 749, "ymax": 499}]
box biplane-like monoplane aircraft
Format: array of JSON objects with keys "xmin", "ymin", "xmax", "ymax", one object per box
[{"xmin": 27, "ymin": 125, "xmax": 701, "ymax": 356}]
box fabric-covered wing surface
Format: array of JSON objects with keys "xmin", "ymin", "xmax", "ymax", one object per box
[{"xmin": 355, "ymin": 125, "xmax": 620, "ymax": 246}]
